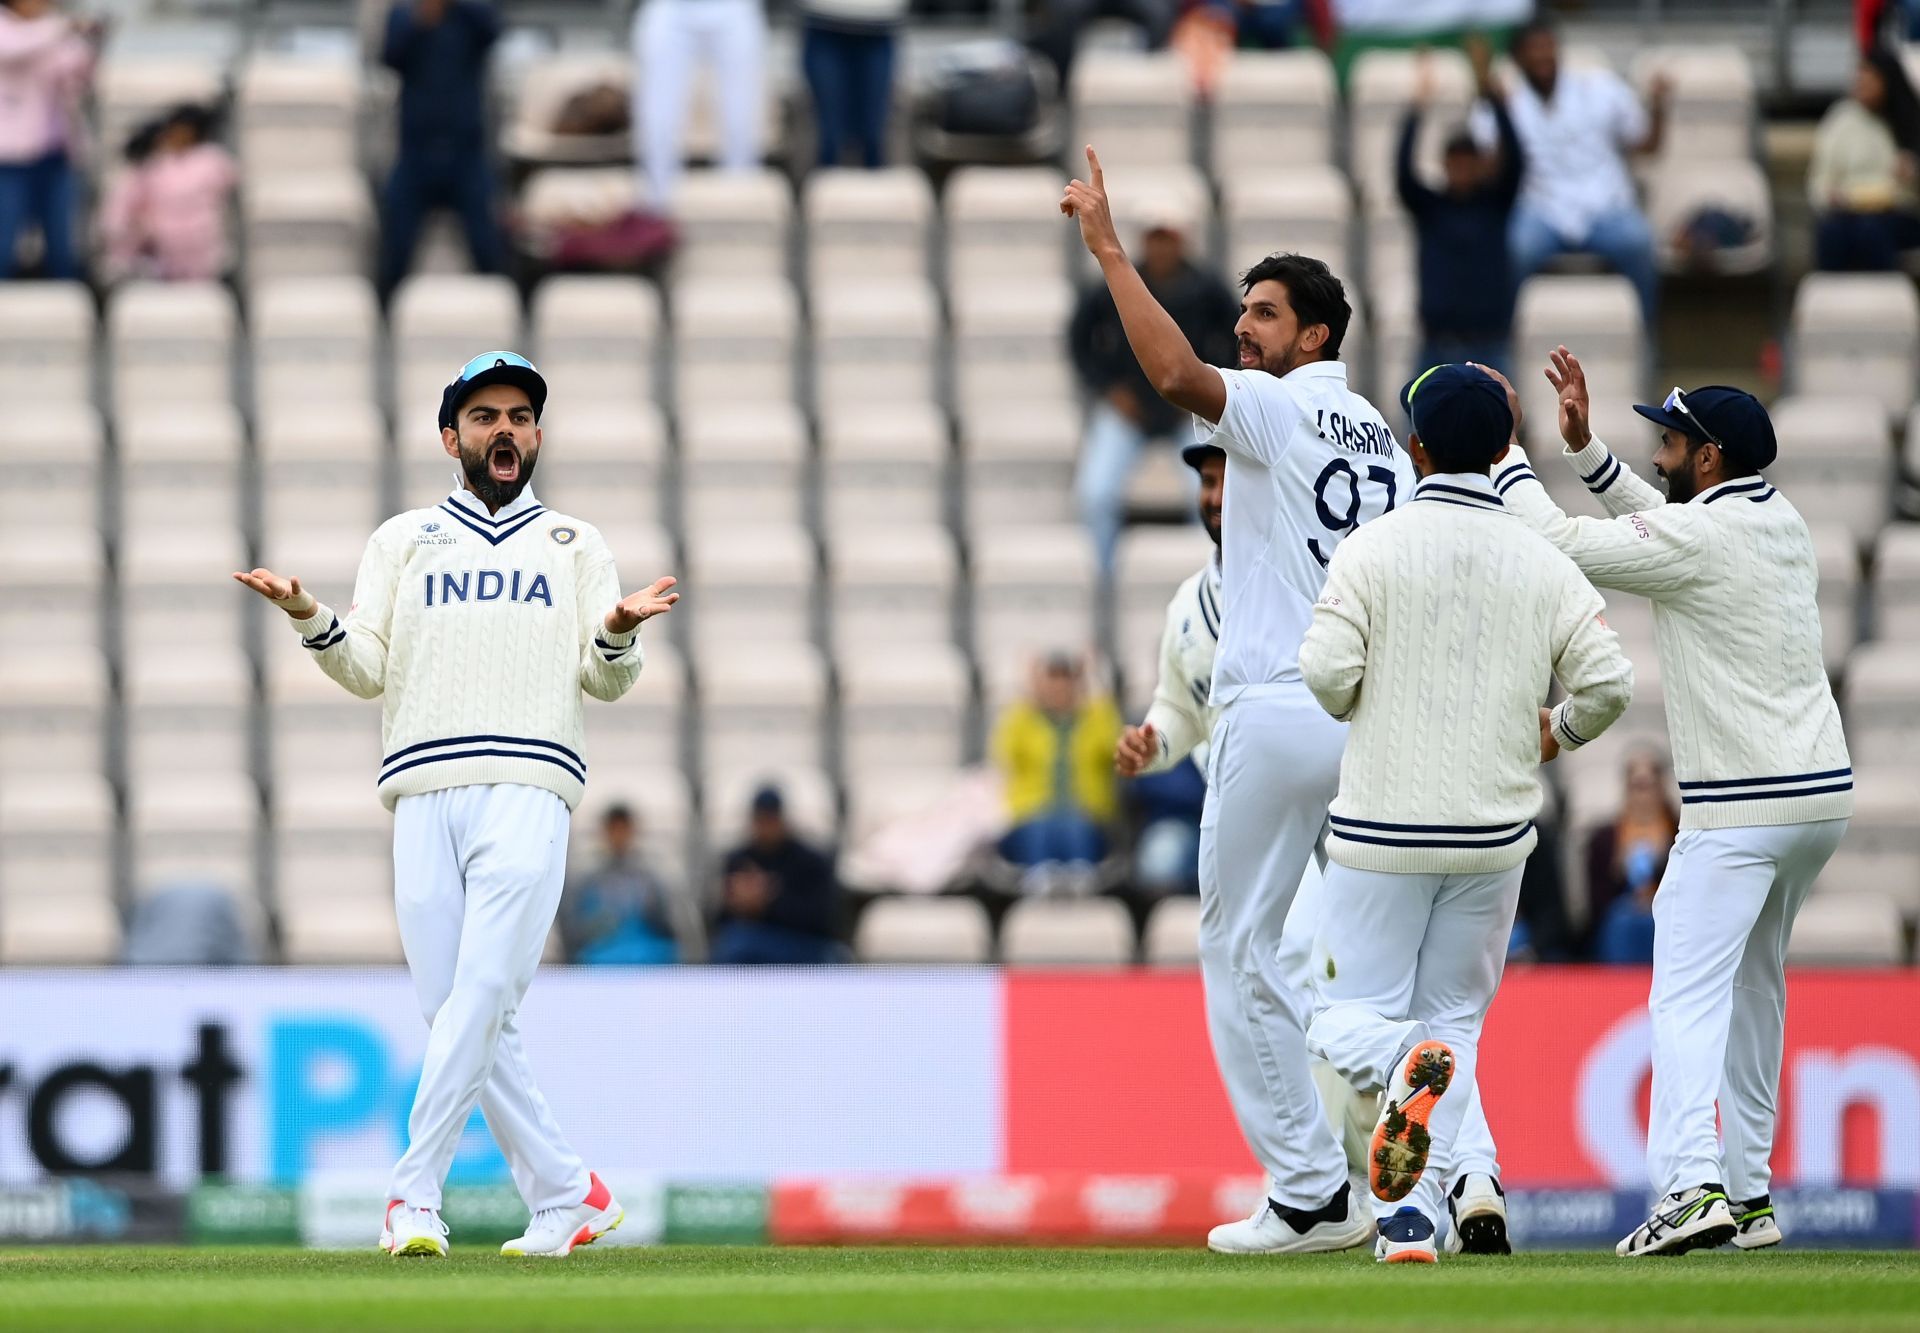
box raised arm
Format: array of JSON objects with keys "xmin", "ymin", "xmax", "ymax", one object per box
[
  {"xmin": 1061, "ymin": 146, "xmax": 1228, "ymax": 425},
  {"xmin": 1299, "ymin": 541, "xmax": 1371, "ymax": 721},
  {"xmin": 236, "ymin": 526, "xmax": 402, "ymax": 699},
  {"xmin": 1542, "ymin": 346, "xmax": 1666, "ymax": 515}
]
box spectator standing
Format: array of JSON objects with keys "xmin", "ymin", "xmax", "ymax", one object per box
[
  {"xmin": 799, "ymin": 0, "xmax": 905, "ymax": 170},
  {"xmin": 711, "ymin": 787, "xmax": 845, "ymax": 965},
  {"xmin": 992, "ymin": 651, "xmax": 1123, "ymax": 891},
  {"xmin": 378, "ymin": 0, "xmax": 505, "ymax": 297},
  {"xmin": 630, "ymin": 0, "xmax": 765, "ymax": 208},
  {"xmin": 1487, "ymin": 19, "xmax": 1667, "ymax": 327},
  {"xmin": 1030, "ymin": 0, "xmax": 1175, "ymax": 88},
  {"xmin": 98, "ymin": 104, "xmax": 237, "ymax": 283},
  {"xmin": 0, "ymin": 0, "xmax": 98, "ymax": 280},
  {"xmin": 559, "ymin": 804, "xmax": 685, "ymax": 964},
  {"xmin": 1070, "ymin": 213, "xmax": 1239, "ymax": 569},
  {"xmin": 1584, "ymin": 748, "xmax": 1679, "ymax": 965},
  {"xmin": 1399, "ymin": 43, "xmax": 1523, "ymax": 374},
  {"xmin": 1809, "ymin": 47, "xmax": 1920, "ymax": 272}
]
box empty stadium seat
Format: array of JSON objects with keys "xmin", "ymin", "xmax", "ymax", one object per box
[
  {"xmin": 944, "ymin": 167, "xmax": 1069, "ymax": 292},
  {"xmin": 812, "ymin": 278, "xmax": 941, "ymax": 412},
  {"xmin": 120, "ymin": 524, "xmax": 250, "ymax": 661},
  {"xmin": 1873, "ymin": 524, "xmax": 1920, "ymax": 642},
  {"xmin": 820, "ymin": 401, "xmax": 950, "ymax": 532},
  {"xmin": 1113, "ymin": 524, "xmax": 1214, "ymax": 708},
  {"xmin": 1143, "ymin": 894, "xmax": 1202, "ymax": 966},
  {"xmin": 528, "ymin": 401, "xmax": 669, "ymax": 529},
  {"xmin": 124, "ymin": 649, "xmax": 254, "ymax": 783},
  {"xmin": 119, "ymin": 403, "xmax": 247, "ymax": 536},
  {"xmin": 1812, "ymin": 525, "xmax": 1862, "ymax": 673},
  {"xmin": 391, "ymin": 275, "xmax": 524, "ymax": 433},
  {"xmin": 258, "ymin": 401, "xmax": 389, "ymax": 540},
  {"xmin": 1767, "ymin": 397, "xmax": 1893, "ymax": 549},
  {"xmin": 0, "ymin": 774, "xmax": 119, "ymax": 964},
  {"xmin": 1817, "ymin": 767, "xmax": 1920, "ymax": 917},
  {"xmin": 839, "ymin": 642, "xmax": 972, "ymax": 773},
  {"xmin": 0, "ymin": 648, "xmax": 108, "ymax": 779},
  {"xmin": 671, "ymin": 169, "xmax": 792, "ymax": 279},
  {"xmin": 0, "ymin": 524, "xmax": 104, "ymax": 654},
  {"xmin": 1844, "ymin": 643, "xmax": 1920, "ymax": 772},
  {"xmin": 950, "ymin": 278, "xmax": 1075, "ymax": 412},
  {"xmin": 697, "ymin": 640, "xmax": 829, "ymax": 774},
  {"xmin": 1069, "ymin": 51, "xmax": 1193, "ymax": 174},
  {"xmin": 265, "ymin": 653, "xmax": 385, "ymax": 791},
  {"xmin": 1513, "ymin": 275, "xmax": 1643, "ymax": 427},
  {"xmin": 1632, "ymin": 46, "xmax": 1757, "ymax": 168},
  {"xmin": 243, "ymin": 172, "xmax": 375, "ymax": 279},
  {"xmin": 251, "ymin": 276, "xmax": 381, "ymax": 409},
  {"xmin": 531, "ymin": 275, "xmax": 662, "ymax": 409},
  {"xmin": 828, "ymin": 523, "xmax": 959, "ymax": 652},
  {"xmin": 1000, "ymin": 896, "xmax": 1135, "ymax": 965},
  {"xmin": 257, "ymin": 527, "xmax": 365, "ymax": 623},
  {"xmin": 804, "ymin": 168, "xmax": 934, "ymax": 286},
  {"xmin": 1787, "ymin": 892, "xmax": 1905, "ymax": 965},
  {"xmin": 0, "ymin": 283, "xmax": 94, "ymax": 402},
  {"xmin": 680, "ymin": 402, "xmax": 809, "ymax": 528},
  {"xmin": 969, "ymin": 525, "xmax": 1099, "ymax": 667},
  {"xmin": 1646, "ymin": 159, "xmax": 1772, "ymax": 275},
  {"xmin": 674, "ymin": 275, "xmax": 798, "ymax": 407},
  {"xmin": 14, "ymin": 403, "xmax": 103, "ymax": 534},
  {"xmin": 960, "ymin": 402, "xmax": 1081, "ymax": 530},
  {"xmin": 128, "ymin": 768, "xmax": 261, "ymax": 897},
  {"xmin": 579, "ymin": 638, "xmax": 690, "ymax": 777},
  {"xmin": 235, "ymin": 52, "xmax": 361, "ymax": 172},
  {"xmin": 1210, "ymin": 49, "xmax": 1337, "ymax": 179},
  {"xmin": 856, "ymin": 895, "xmax": 992, "ymax": 963},
  {"xmin": 1791, "ymin": 274, "xmax": 1920, "ymax": 420},
  {"xmin": 108, "ymin": 281, "xmax": 238, "ymax": 409},
  {"xmin": 273, "ymin": 777, "xmax": 401, "ymax": 963},
  {"xmin": 1223, "ymin": 168, "xmax": 1354, "ymax": 286}
]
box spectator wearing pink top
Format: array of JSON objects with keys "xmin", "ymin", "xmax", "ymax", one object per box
[
  {"xmin": 0, "ymin": 0, "xmax": 99, "ymax": 279},
  {"xmin": 100, "ymin": 105, "xmax": 237, "ymax": 282}
]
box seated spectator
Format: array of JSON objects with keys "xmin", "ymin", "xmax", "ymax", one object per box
[
  {"xmin": 710, "ymin": 786, "xmax": 845, "ymax": 965},
  {"xmin": 1585, "ymin": 748, "xmax": 1678, "ymax": 965},
  {"xmin": 0, "ymin": 0, "xmax": 99, "ymax": 280},
  {"xmin": 1810, "ymin": 46, "xmax": 1920, "ymax": 272},
  {"xmin": 1399, "ymin": 42, "xmax": 1523, "ymax": 374},
  {"xmin": 559, "ymin": 804, "xmax": 682, "ymax": 964},
  {"xmin": 800, "ymin": 0, "xmax": 904, "ymax": 170},
  {"xmin": 1488, "ymin": 18, "xmax": 1667, "ymax": 327},
  {"xmin": 992, "ymin": 651, "xmax": 1123, "ymax": 892},
  {"xmin": 1070, "ymin": 213, "xmax": 1238, "ymax": 569},
  {"xmin": 125, "ymin": 883, "xmax": 255, "ymax": 965},
  {"xmin": 630, "ymin": 0, "xmax": 765, "ymax": 207},
  {"xmin": 377, "ymin": 0, "xmax": 505, "ymax": 297},
  {"xmin": 99, "ymin": 105, "xmax": 237, "ymax": 283}
]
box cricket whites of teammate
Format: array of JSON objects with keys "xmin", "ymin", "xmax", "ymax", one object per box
[
  {"xmin": 1063, "ymin": 145, "xmax": 1410, "ymax": 1254},
  {"xmin": 1489, "ymin": 348, "xmax": 1852, "ymax": 1258},
  {"xmin": 233, "ymin": 351, "xmax": 680, "ymax": 1259}
]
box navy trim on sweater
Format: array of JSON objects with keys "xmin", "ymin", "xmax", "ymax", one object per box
[
  {"xmin": 437, "ymin": 503, "xmax": 549, "ymax": 547},
  {"xmin": 1582, "ymin": 455, "xmax": 1623, "ymax": 494},
  {"xmin": 380, "ymin": 747, "xmax": 586, "ymax": 785},
  {"xmin": 382, "ymin": 732, "xmax": 584, "ymax": 769}
]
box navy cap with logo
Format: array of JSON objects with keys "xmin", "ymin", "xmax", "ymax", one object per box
[
  {"xmin": 438, "ymin": 351, "xmax": 548, "ymax": 433},
  {"xmin": 1398, "ymin": 362, "xmax": 1513, "ymax": 457},
  {"xmin": 1181, "ymin": 440, "xmax": 1226, "ymax": 471},
  {"xmin": 1632, "ymin": 385, "xmax": 1777, "ymax": 471}
]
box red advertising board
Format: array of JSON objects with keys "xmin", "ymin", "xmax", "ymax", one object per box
[{"xmin": 1003, "ymin": 969, "xmax": 1920, "ymax": 1188}]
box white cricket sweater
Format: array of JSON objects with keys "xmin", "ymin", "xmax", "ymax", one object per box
[
  {"xmin": 284, "ymin": 486, "xmax": 647, "ymax": 812},
  {"xmin": 1299, "ymin": 473, "xmax": 1634, "ymax": 874},
  {"xmin": 1141, "ymin": 550, "xmax": 1223, "ymax": 775},
  {"xmin": 1497, "ymin": 441, "xmax": 1854, "ymax": 831}
]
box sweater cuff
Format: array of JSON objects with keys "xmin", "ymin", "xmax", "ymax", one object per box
[
  {"xmin": 1565, "ymin": 436, "xmax": 1624, "ymax": 496},
  {"xmin": 289, "ymin": 604, "xmax": 342, "ymax": 650},
  {"xmin": 593, "ymin": 624, "xmax": 640, "ymax": 661},
  {"xmin": 1549, "ymin": 700, "xmax": 1593, "ymax": 754},
  {"xmin": 1491, "ymin": 447, "xmax": 1537, "ymax": 496}
]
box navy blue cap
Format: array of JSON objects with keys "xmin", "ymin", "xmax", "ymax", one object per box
[
  {"xmin": 438, "ymin": 350, "xmax": 548, "ymax": 432},
  {"xmin": 750, "ymin": 785, "xmax": 784, "ymax": 815},
  {"xmin": 1399, "ymin": 363, "xmax": 1513, "ymax": 457},
  {"xmin": 1632, "ymin": 386, "xmax": 1777, "ymax": 471},
  {"xmin": 1181, "ymin": 440, "xmax": 1225, "ymax": 471}
]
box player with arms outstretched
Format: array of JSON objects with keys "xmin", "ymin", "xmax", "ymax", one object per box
[{"xmin": 234, "ymin": 352, "xmax": 679, "ymax": 1259}]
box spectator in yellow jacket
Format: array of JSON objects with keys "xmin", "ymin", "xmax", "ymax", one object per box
[{"xmin": 992, "ymin": 651, "xmax": 1123, "ymax": 878}]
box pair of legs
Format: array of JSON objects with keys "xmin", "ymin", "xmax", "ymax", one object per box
[
  {"xmin": 1814, "ymin": 209, "xmax": 1920, "ymax": 273},
  {"xmin": 801, "ymin": 24, "xmax": 895, "ymax": 169},
  {"xmin": 0, "ymin": 150, "xmax": 79, "ymax": 279},
  {"xmin": 1075, "ymin": 401, "xmax": 1196, "ymax": 571},
  {"xmin": 1647, "ymin": 820, "xmax": 1848, "ymax": 1202},
  {"xmin": 1508, "ymin": 202, "xmax": 1659, "ymax": 329},
  {"xmin": 1198, "ymin": 692, "xmax": 1350, "ymax": 1210},
  {"xmin": 1305, "ymin": 862, "xmax": 1523, "ymax": 1227},
  {"xmin": 390, "ymin": 783, "xmax": 589, "ymax": 1214},
  {"xmin": 378, "ymin": 140, "xmax": 506, "ymax": 298},
  {"xmin": 632, "ymin": 0, "xmax": 766, "ymax": 207},
  {"xmin": 1001, "ymin": 812, "xmax": 1107, "ymax": 867}
]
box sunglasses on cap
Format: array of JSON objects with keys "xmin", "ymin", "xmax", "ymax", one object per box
[
  {"xmin": 454, "ymin": 350, "xmax": 539, "ymax": 382},
  {"xmin": 1663, "ymin": 386, "xmax": 1724, "ymax": 451}
]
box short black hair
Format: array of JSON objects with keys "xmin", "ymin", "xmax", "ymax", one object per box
[
  {"xmin": 1413, "ymin": 429, "xmax": 1505, "ymax": 477},
  {"xmin": 603, "ymin": 803, "xmax": 634, "ymax": 825},
  {"xmin": 1240, "ymin": 252, "xmax": 1350, "ymax": 360},
  {"xmin": 1688, "ymin": 434, "xmax": 1760, "ymax": 481}
]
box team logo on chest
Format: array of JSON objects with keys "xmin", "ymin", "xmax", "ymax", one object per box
[
  {"xmin": 424, "ymin": 568, "xmax": 554, "ymax": 607},
  {"xmin": 417, "ymin": 519, "xmax": 458, "ymax": 547}
]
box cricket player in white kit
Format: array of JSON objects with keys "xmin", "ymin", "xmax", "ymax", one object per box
[
  {"xmin": 1115, "ymin": 441, "xmax": 1517, "ymax": 1256},
  {"xmin": 1299, "ymin": 364, "xmax": 1633, "ymax": 1264},
  {"xmin": 1063, "ymin": 147, "xmax": 1410, "ymax": 1253},
  {"xmin": 234, "ymin": 352, "xmax": 680, "ymax": 1258},
  {"xmin": 1490, "ymin": 350, "xmax": 1852, "ymax": 1257}
]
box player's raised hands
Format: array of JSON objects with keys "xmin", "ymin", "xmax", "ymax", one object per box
[
  {"xmin": 1545, "ymin": 345, "xmax": 1593, "ymax": 450},
  {"xmin": 1060, "ymin": 145, "xmax": 1123, "ymax": 262},
  {"xmin": 1114, "ymin": 722, "xmax": 1159, "ymax": 777},
  {"xmin": 233, "ymin": 567, "xmax": 317, "ymax": 617},
  {"xmin": 604, "ymin": 575, "xmax": 680, "ymax": 635}
]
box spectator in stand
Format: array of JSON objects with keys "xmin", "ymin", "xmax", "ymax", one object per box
[
  {"xmin": 710, "ymin": 786, "xmax": 845, "ymax": 964},
  {"xmin": 0, "ymin": 0, "xmax": 99, "ymax": 280},
  {"xmin": 1399, "ymin": 41, "xmax": 1524, "ymax": 374},
  {"xmin": 559, "ymin": 804, "xmax": 685, "ymax": 964},
  {"xmin": 1585, "ymin": 748, "xmax": 1679, "ymax": 965},
  {"xmin": 630, "ymin": 0, "xmax": 765, "ymax": 208},
  {"xmin": 377, "ymin": 0, "xmax": 505, "ymax": 297},
  {"xmin": 1485, "ymin": 18, "xmax": 1668, "ymax": 328},
  {"xmin": 98, "ymin": 105, "xmax": 237, "ymax": 283},
  {"xmin": 124, "ymin": 883, "xmax": 255, "ymax": 964},
  {"xmin": 799, "ymin": 0, "xmax": 904, "ymax": 170},
  {"xmin": 1030, "ymin": 0, "xmax": 1176, "ymax": 87},
  {"xmin": 992, "ymin": 651, "xmax": 1123, "ymax": 893},
  {"xmin": 1069, "ymin": 211, "xmax": 1238, "ymax": 569},
  {"xmin": 1809, "ymin": 47, "xmax": 1920, "ymax": 272}
]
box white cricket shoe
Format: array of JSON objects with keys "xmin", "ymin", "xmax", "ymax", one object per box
[
  {"xmin": 1375, "ymin": 1206, "xmax": 1438, "ymax": 1264},
  {"xmin": 381, "ymin": 1200, "xmax": 449, "ymax": 1258},
  {"xmin": 1616, "ymin": 1184, "xmax": 1737, "ymax": 1258},
  {"xmin": 1206, "ymin": 1181, "xmax": 1375, "ymax": 1255},
  {"xmin": 501, "ymin": 1171, "xmax": 624, "ymax": 1258},
  {"xmin": 1370, "ymin": 1040, "xmax": 1454, "ymax": 1203},
  {"xmin": 1444, "ymin": 1173, "xmax": 1511, "ymax": 1256},
  {"xmin": 1733, "ymin": 1197, "xmax": 1782, "ymax": 1251}
]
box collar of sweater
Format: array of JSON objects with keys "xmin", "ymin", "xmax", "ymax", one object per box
[
  {"xmin": 1412, "ymin": 471, "xmax": 1505, "ymax": 511},
  {"xmin": 445, "ymin": 482, "xmax": 544, "ymax": 524}
]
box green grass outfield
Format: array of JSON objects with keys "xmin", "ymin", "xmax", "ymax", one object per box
[{"xmin": 3, "ymin": 1247, "xmax": 1919, "ymax": 1332}]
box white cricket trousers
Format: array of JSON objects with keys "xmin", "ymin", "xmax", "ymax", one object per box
[
  {"xmin": 1286, "ymin": 859, "xmax": 1503, "ymax": 1186},
  {"xmin": 1306, "ymin": 861, "xmax": 1524, "ymax": 1226},
  {"xmin": 632, "ymin": 0, "xmax": 766, "ymax": 206},
  {"xmin": 389, "ymin": 783, "xmax": 589, "ymax": 1214},
  {"xmin": 1648, "ymin": 819, "xmax": 1848, "ymax": 1200},
  {"xmin": 1197, "ymin": 688, "xmax": 1350, "ymax": 1210}
]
